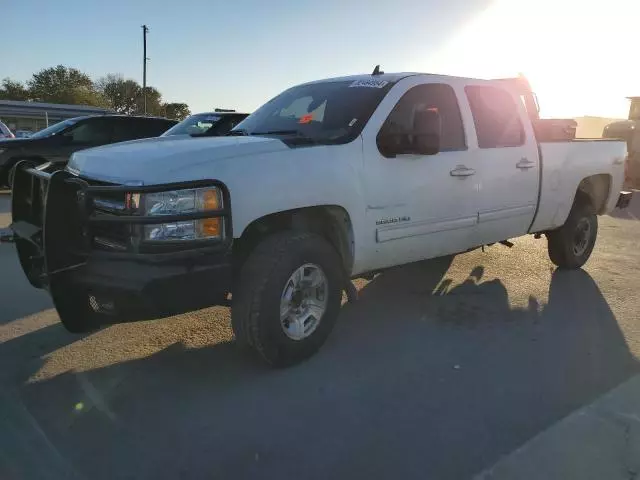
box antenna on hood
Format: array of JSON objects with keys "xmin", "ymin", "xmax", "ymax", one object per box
[{"xmin": 372, "ymin": 65, "xmax": 384, "ymax": 75}]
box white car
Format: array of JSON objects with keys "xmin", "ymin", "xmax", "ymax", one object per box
[{"xmin": 8, "ymin": 70, "xmax": 631, "ymax": 366}]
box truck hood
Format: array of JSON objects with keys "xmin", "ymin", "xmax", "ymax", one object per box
[{"xmin": 67, "ymin": 135, "xmax": 290, "ymax": 184}]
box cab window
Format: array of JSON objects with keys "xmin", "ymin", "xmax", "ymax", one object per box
[
  {"xmin": 465, "ymin": 85, "xmax": 525, "ymax": 148},
  {"xmin": 380, "ymin": 83, "xmax": 466, "ymax": 152}
]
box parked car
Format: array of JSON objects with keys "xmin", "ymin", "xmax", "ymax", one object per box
[
  {"xmin": 0, "ymin": 120, "xmax": 14, "ymax": 139},
  {"xmin": 161, "ymin": 111, "xmax": 249, "ymax": 137},
  {"xmin": 0, "ymin": 114, "xmax": 177, "ymax": 187},
  {"xmin": 6, "ymin": 70, "xmax": 631, "ymax": 367},
  {"xmin": 14, "ymin": 130, "xmax": 33, "ymax": 139}
]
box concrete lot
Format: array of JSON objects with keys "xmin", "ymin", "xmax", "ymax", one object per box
[{"xmin": 1, "ymin": 190, "xmax": 640, "ymax": 480}]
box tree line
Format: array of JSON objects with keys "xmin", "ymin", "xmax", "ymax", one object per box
[{"xmin": 0, "ymin": 65, "xmax": 191, "ymax": 120}]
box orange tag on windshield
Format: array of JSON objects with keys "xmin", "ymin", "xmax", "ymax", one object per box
[{"xmin": 299, "ymin": 114, "xmax": 313, "ymax": 124}]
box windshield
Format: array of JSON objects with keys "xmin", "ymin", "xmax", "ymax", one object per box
[
  {"xmin": 232, "ymin": 79, "xmax": 394, "ymax": 144},
  {"xmin": 30, "ymin": 118, "xmax": 79, "ymax": 139},
  {"xmin": 161, "ymin": 113, "xmax": 227, "ymax": 136}
]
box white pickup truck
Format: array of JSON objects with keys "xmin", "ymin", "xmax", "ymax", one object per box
[{"xmin": 6, "ymin": 70, "xmax": 632, "ymax": 367}]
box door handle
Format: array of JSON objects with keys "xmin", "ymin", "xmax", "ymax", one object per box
[
  {"xmin": 450, "ymin": 165, "xmax": 476, "ymax": 177},
  {"xmin": 516, "ymin": 158, "xmax": 535, "ymax": 170}
]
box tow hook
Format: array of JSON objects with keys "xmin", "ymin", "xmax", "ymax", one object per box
[{"xmin": 0, "ymin": 228, "xmax": 15, "ymax": 244}]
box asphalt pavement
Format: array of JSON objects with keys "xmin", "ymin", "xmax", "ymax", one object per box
[{"xmin": 1, "ymin": 190, "xmax": 640, "ymax": 480}]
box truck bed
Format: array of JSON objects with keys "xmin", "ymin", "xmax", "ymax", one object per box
[{"xmin": 530, "ymin": 139, "xmax": 627, "ymax": 233}]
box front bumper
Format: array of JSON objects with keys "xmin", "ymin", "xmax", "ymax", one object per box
[
  {"xmin": 70, "ymin": 248, "xmax": 233, "ymax": 316},
  {"xmin": 616, "ymin": 191, "xmax": 633, "ymax": 209},
  {"xmin": 10, "ymin": 162, "xmax": 233, "ymax": 318}
]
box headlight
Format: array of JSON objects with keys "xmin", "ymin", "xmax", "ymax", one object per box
[{"xmin": 126, "ymin": 187, "xmax": 224, "ymax": 242}]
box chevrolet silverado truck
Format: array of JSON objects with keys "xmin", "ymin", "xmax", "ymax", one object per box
[{"xmin": 5, "ymin": 70, "xmax": 632, "ymax": 367}]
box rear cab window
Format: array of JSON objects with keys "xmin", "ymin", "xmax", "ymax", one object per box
[{"xmin": 465, "ymin": 85, "xmax": 525, "ymax": 148}]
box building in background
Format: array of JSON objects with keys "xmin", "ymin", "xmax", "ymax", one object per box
[{"xmin": 0, "ymin": 100, "xmax": 113, "ymax": 134}]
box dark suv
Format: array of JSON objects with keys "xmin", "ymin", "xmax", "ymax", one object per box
[{"xmin": 0, "ymin": 115, "xmax": 177, "ymax": 187}]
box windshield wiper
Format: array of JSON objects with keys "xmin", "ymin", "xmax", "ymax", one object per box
[
  {"xmin": 252, "ymin": 129, "xmax": 298, "ymax": 135},
  {"xmin": 252, "ymin": 129, "xmax": 317, "ymax": 143},
  {"xmin": 226, "ymin": 129, "xmax": 249, "ymax": 136}
]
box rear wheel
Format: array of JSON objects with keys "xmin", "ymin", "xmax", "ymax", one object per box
[
  {"xmin": 231, "ymin": 232, "xmax": 344, "ymax": 367},
  {"xmin": 547, "ymin": 195, "xmax": 598, "ymax": 269}
]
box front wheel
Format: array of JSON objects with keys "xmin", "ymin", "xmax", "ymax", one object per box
[
  {"xmin": 231, "ymin": 232, "xmax": 344, "ymax": 367},
  {"xmin": 546, "ymin": 198, "xmax": 598, "ymax": 269}
]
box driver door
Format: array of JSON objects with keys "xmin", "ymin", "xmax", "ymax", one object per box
[{"xmin": 361, "ymin": 81, "xmax": 480, "ymax": 271}]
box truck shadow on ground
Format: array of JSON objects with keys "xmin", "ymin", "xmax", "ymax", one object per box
[
  {"xmin": 5, "ymin": 258, "xmax": 639, "ymax": 480},
  {"xmin": 0, "ymin": 245, "xmax": 54, "ymax": 325}
]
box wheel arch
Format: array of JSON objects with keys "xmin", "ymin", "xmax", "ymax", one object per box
[
  {"xmin": 550, "ymin": 173, "xmax": 612, "ymax": 229},
  {"xmin": 233, "ymin": 205, "xmax": 355, "ymax": 274},
  {"xmin": 575, "ymin": 173, "xmax": 612, "ymax": 214}
]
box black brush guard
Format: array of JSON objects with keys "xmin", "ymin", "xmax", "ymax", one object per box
[{"xmin": 10, "ymin": 161, "xmax": 233, "ymax": 298}]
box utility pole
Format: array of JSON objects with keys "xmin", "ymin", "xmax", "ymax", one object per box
[{"xmin": 142, "ymin": 25, "xmax": 149, "ymax": 115}]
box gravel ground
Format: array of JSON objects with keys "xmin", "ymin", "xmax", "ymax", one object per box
[{"xmin": 1, "ymin": 190, "xmax": 640, "ymax": 479}]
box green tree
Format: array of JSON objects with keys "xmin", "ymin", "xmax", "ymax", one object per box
[
  {"xmin": 136, "ymin": 86, "xmax": 164, "ymax": 116},
  {"xmin": 163, "ymin": 102, "xmax": 191, "ymax": 120},
  {"xmin": 97, "ymin": 75, "xmax": 178, "ymax": 117},
  {"xmin": 96, "ymin": 74, "xmax": 141, "ymax": 114},
  {"xmin": 0, "ymin": 78, "xmax": 30, "ymax": 101},
  {"xmin": 28, "ymin": 65, "xmax": 106, "ymax": 106}
]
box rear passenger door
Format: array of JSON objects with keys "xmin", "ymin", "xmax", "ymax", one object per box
[{"xmin": 465, "ymin": 85, "xmax": 540, "ymax": 244}]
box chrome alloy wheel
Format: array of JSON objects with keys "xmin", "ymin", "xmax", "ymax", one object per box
[{"xmin": 279, "ymin": 263, "xmax": 328, "ymax": 341}]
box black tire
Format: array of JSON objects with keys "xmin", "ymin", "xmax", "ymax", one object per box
[
  {"xmin": 50, "ymin": 278, "xmax": 101, "ymax": 333},
  {"xmin": 546, "ymin": 194, "xmax": 598, "ymax": 269},
  {"xmin": 232, "ymin": 231, "xmax": 344, "ymax": 367}
]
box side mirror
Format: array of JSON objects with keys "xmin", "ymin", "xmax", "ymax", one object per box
[{"xmin": 412, "ymin": 108, "xmax": 441, "ymax": 155}]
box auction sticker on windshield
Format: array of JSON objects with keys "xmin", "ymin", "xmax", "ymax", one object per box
[{"xmin": 349, "ymin": 79, "xmax": 389, "ymax": 88}]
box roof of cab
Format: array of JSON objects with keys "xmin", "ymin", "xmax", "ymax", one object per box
[
  {"xmin": 301, "ymin": 71, "xmax": 511, "ymax": 87},
  {"xmin": 303, "ymin": 72, "xmax": 421, "ymax": 86}
]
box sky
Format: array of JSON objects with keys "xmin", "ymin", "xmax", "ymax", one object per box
[{"xmin": 1, "ymin": 0, "xmax": 638, "ymax": 119}]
